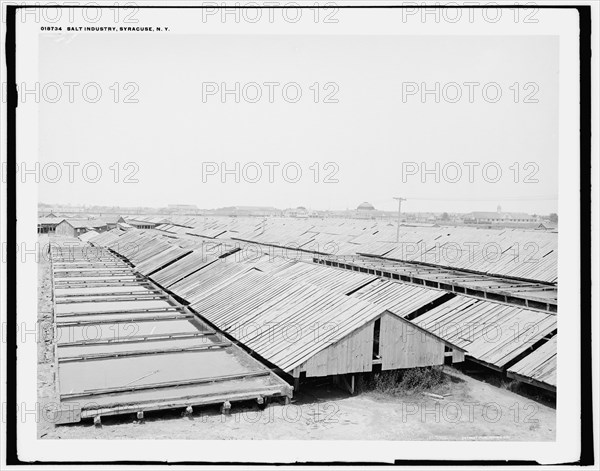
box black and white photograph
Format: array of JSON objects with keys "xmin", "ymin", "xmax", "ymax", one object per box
[{"xmin": 1, "ymin": 1, "xmax": 597, "ymax": 468}]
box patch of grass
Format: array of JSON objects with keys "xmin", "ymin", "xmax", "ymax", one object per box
[{"xmin": 365, "ymin": 366, "xmax": 448, "ymax": 396}]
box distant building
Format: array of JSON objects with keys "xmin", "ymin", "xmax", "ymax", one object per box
[
  {"xmin": 536, "ymin": 222, "xmax": 558, "ymax": 231},
  {"xmin": 284, "ymin": 206, "xmax": 310, "ymax": 218},
  {"xmin": 117, "ymin": 222, "xmax": 134, "ymax": 231},
  {"xmin": 355, "ymin": 202, "xmax": 378, "ymax": 219},
  {"xmin": 213, "ymin": 206, "xmax": 282, "ymax": 217},
  {"xmin": 37, "ymin": 217, "xmax": 61, "ymax": 234},
  {"xmin": 357, "ymin": 202, "xmax": 376, "ymax": 211},
  {"xmin": 98, "ymin": 215, "xmax": 126, "ymax": 230},
  {"xmin": 123, "ymin": 218, "xmax": 158, "ymax": 230},
  {"xmin": 54, "ymin": 218, "xmax": 113, "ymax": 237},
  {"xmin": 131, "ymin": 215, "xmax": 171, "ymax": 225},
  {"xmin": 464, "ymin": 208, "xmax": 537, "ymax": 225},
  {"xmin": 168, "ymin": 204, "xmax": 199, "ymax": 214},
  {"xmin": 412, "ymin": 212, "xmax": 437, "ymax": 223}
]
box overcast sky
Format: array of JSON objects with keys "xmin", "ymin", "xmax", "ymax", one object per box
[{"xmin": 38, "ymin": 33, "xmax": 558, "ymax": 213}]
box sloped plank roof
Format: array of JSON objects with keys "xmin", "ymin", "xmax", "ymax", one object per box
[
  {"xmin": 414, "ymin": 296, "xmax": 556, "ymax": 369},
  {"xmin": 188, "ymin": 265, "xmax": 463, "ymax": 373},
  {"xmin": 350, "ymin": 278, "xmax": 449, "ymax": 317},
  {"xmin": 508, "ymin": 336, "xmax": 557, "ymax": 388}
]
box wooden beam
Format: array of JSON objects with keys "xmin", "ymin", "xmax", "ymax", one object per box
[
  {"xmin": 506, "ymin": 370, "xmax": 556, "ymax": 393},
  {"xmin": 57, "ymin": 330, "xmax": 217, "ymax": 347},
  {"xmin": 54, "ymin": 279, "xmax": 142, "ymax": 285},
  {"xmin": 54, "ymin": 283, "xmax": 151, "ymax": 289},
  {"xmin": 53, "ymin": 271, "xmax": 135, "ymax": 277},
  {"xmin": 56, "ymin": 313, "xmax": 194, "ymax": 326},
  {"xmin": 73, "ymin": 385, "xmax": 290, "ymax": 421},
  {"xmin": 60, "ymin": 370, "xmax": 271, "ymax": 400},
  {"xmin": 55, "ymin": 294, "xmax": 168, "ymax": 304},
  {"xmin": 55, "ymin": 306, "xmax": 185, "ymax": 318},
  {"xmin": 58, "ymin": 341, "xmax": 232, "ymax": 362},
  {"xmin": 56, "ymin": 290, "xmax": 163, "ymax": 298}
]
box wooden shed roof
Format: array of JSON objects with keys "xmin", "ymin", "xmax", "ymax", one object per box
[
  {"xmin": 414, "ymin": 296, "xmax": 556, "ymax": 370},
  {"xmin": 188, "ymin": 268, "xmax": 447, "ymax": 373},
  {"xmin": 507, "ymin": 336, "xmax": 557, "ymax": 390}
]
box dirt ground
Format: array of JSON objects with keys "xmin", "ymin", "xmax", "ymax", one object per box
[
  {"xmin": 38, "ymin": 368, "xmax": 555, "ymax": 441},
  {"xmin": 37, "ymin": 234, "xmax": 59, "ymax": 438},
  {"xmin": 37, "ymin": 235, "xmax": 555, "ymax": 441}
]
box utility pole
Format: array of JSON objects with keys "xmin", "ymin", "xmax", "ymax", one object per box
[{"xmin": 393, "ymin": 197, "xmax": 406, "ymax": 243}]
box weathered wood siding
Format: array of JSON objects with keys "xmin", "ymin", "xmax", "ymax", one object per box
[
  {"xmin": 55, "ymin": 221, "xmax": 76, "ymax": 237},
  {"xmin": 296, "ymin": 312, "xmax": 460, "ymax": 377},
  {"xmin": 380, "ymin": 312, "xmax": 445, "ymax": 370},
  {"xmin": 452, "ymin": 350, "xmax": 465, "ymax": 363},
  {"xmin": 296, "ymin": 320, "xmax": 374, "ymax": 378}
]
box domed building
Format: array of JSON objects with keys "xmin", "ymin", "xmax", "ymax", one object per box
[
  {"xmin": 355, "ymin": 202, "xmax": 378, "ymax": 219},
  {"xmin": 357, "ymin": 202, "xmax": 376, "ymax": 211},
  {"xmin": 284, "ymin": 206, "xmax": 310, "ymax": 218}
]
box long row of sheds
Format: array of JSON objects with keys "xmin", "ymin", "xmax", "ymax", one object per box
[
  {"xmin": 82, "ymin": 228, "xmax": 557, "ymax": 390},
  {"xmin": 151, "ymin": 216, "xmax": 558, "ymax": 284},
  {"xmin": 39, "ymin": 216, "xmax": 164, "ymax": 236},
  {"xmin": 46, "ymin": 214, "xmax": 557, "ymax": 284}
]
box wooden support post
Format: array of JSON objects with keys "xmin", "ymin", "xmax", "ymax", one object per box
[
  {"xmin": 340, "ymin": 374, "xmax": 355, "ymax": 395},
  {"xmin": 294, "ymin": 376, "xmax": 300, "ymax": 393},
  {"xmin": 221, "ymin": 401, "xmax": 231, "ymax": 415},
  {"xmin": 93, "ymin": 416, "xmax": 101, "ymax": 427},
  {"xmin": 136, "ymin": 411, "xmax": 144, "ymax": 422}
]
